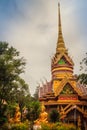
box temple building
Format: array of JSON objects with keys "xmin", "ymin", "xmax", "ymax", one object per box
[{"xmin": 38, "ymin": 3, "xmax": 87, "ymax": 129}]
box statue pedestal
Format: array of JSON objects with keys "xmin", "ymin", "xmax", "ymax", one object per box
[{"xmin": 33, "ymin": 125, "xmax": 41, "ymax": 130}]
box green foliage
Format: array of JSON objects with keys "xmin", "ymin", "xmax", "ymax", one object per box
[
  {"xmin": 11, "ymin": 122, "xmax": 29, "ymax": 130},
  {"xmin": 33, "ymin": 86, "xmax": 40, "ymax": 100},
  {"xmin": 0, "ymin": 42, "xmax": 26, "ymax": 102},
  {"xmin": 77, "ymin": 73, "xmax": 87, "ymax": 84},
  {"xmin": 0, "ymin": 123, "xmax": 10, "ymax": 130},
  {"xmin": 0, "ymin": 116, "xmax": 7, "ymax": 126},
  {"xmin": 7, "ymin": 103, "xmax": 17, "ymax": 117},
  {"xmin": 57, "ymin": 123, "xmax": 76, "ymax": 130},
  {"xmin": 0, "ymin": 42, "xmax": 30, "ymax": 125},
  {"xmin": 49, "ymin": 109, "xmax": 60, "ymax": 123},
  {"xmin": 1, "ymin": 121, "xmax": 29, "ymax": 130},
  {"xmin": 0, "ymin": 104, "xmax": 8, "ymax": 125},
  {"xmin": 40, "ymin": 123, "xmax": 50, "ymax": 130},
  {"xmin": 16, "ymin": 91, "xmax": 30, "ymax": 121},
  {"xmin": 40, "ymin": 123, "xmax": 76, "ymax": 130},
  {"xmin": 27, "ymin": 101, "xmax": 41, "ymax": 121},
  {"xmin": 80, "ymin": 52, "xmax": 87, "ymax": 72}
]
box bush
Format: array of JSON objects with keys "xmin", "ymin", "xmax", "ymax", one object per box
[
  {"xmin": 27, "ymin": 101, "xmax": 41, "ymax": 121},
  {"xmin": 0, "ymin": 104, "xmax": 8, "ymax": 125},
  {"xmin": 39, "ymin": 123, "xmax": 59, "ymax": 130},
  {"xmin": 57, "ymin": 123, "xmax": 77, "ymax": 130},
  {"xmin": 1, "ymin": 121, "xmax": 29, "ymax": 130},
  {"xmin": 0, "ymin": 123, "xmax": 11, "ymax": 130},
  {"xmin": 11, "ymin": 124, "xmax": 26, "ymax": 130},
  {"xmin": 40, "ymin": 123, "xmax": 51, "ymax": 130},
  {"xmin": 40, "ymin": 123, "xmax": 77, "ymax": 130},
  {"xmin": 0, "ymin": 116, "xmax": 7, "ymax": 126},
  {"xmin": 11, "ymin": 122, "xmax": 29, "ymax": 130}
]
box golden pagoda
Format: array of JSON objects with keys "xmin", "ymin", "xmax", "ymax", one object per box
[{"xmin": 39, "ymin": 3, "xmax": 87, "ymax": 129}]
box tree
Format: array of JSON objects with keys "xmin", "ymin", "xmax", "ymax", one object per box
[
  {"xmin": 27, "ymin": 101, "xmax": 41, "ymax": 121},
  {"xmin": 0, "ymin": 42, "xmax": 29, "ymax": 124},
  {"xmin": 16, "ymin": 91, "xmax": 31, "ymax": 121},
  {"xmin": 78, "ymin": 53, "xmax": 87, "ymax": 85},
  {"xmin": 33, "ymin": 85, "xmax": 40, "ymax": 100},
  {"xmin": 77, "ymin": 73, "xmax": 87, "ymax": 85},
  {"xmin": 80, "ymin": 53, "xmax": 87, "ymax": 72}
]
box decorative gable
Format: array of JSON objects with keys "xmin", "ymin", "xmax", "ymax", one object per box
[
  {"xmin": 60, "ymin": 83, "xmax": 76, "ymax": 94},
  {"xmin": 58, "ymin": 56, "xmax": 69, "ymax": 65},
  {"xmin": 58, "ymin": 57, "xmax": 66, "ymax": 65},
  {"xmin": 54, "ymin": 78, "xmax": 83, "ymax": 97},
  {"xmin": 52, "ymin": 53, "xmax": 74, "ymax": 66},
  {"xmin": 58, "ymin": 83, "xmax": 79, "ymax": 101}
]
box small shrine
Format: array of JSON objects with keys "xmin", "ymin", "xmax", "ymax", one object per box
[{"xmin": 38, "ymin": 3, "xmax": 87, "ymax": 129}]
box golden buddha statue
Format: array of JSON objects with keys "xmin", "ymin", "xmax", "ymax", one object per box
[
  {"xmin": 34, "ymin": 104, "xmax": 48, "ymax": 125},
  {"xmin": 13, "ymin": 105, "xmax": 21, "ymax": 123},
  {"xmin": 8, "ymin": 105, "xmax": 21, "ymax": 123}
]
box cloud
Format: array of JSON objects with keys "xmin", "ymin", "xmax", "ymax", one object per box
[{"xmin": 0, "ymin": 0, "xmax": 87, "ymax": 95}]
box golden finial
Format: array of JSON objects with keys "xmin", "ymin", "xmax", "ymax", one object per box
[{"xmin": 56, "ymin": 2, "xmax": 67, "ymax": 53}]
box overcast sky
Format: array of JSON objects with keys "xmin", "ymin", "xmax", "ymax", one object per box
[{"xmin": 0, "ymin": 0, "xmax": 87, "ymax": 95}]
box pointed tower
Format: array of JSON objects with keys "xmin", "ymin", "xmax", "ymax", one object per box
[
  {"xmin": 51, "ymin": 3, "xmax": 76, "ymax": 96},
  {"xmin": 56, "ymin": 3, "xmax": 67, "ymax": 54}
]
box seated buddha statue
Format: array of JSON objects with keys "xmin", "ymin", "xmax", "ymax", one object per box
[
  {"xmin": 13, "ymin": 105, "xmax": 21, "ymax": 123},
  {"xmin": 34, "ymin": 104, "xmax": 48, "ymax": 125}
]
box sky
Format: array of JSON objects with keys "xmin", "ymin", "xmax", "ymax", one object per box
[{"xmin": 0, "ymin": 0, "xmax": 87, "ymax": 95}]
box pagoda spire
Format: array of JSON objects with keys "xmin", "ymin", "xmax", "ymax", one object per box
[{"xmin": 56, "ymin": 3, "xmax": 67, "ymax": 53}]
